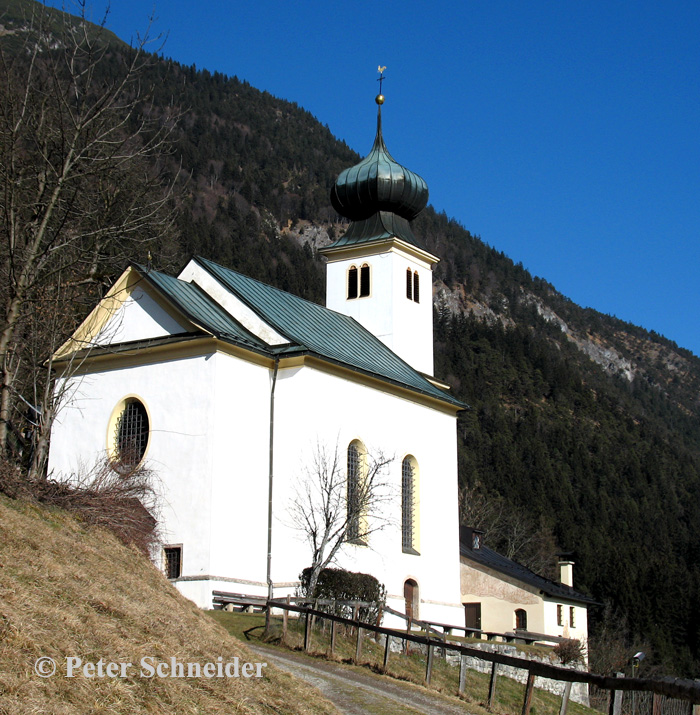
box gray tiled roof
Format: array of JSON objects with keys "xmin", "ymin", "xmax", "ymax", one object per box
[{"xmin": 460, "ymin": 542, "xmax": 599, "ymax": 605}]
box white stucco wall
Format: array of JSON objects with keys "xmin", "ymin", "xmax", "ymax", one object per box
[
  {"xmin": 460, "ymin": 558, "xmax": 589, "ymax": 644},
  {"xmin": 49, "ymin": 352, "xmax": 217, "ymax": 577},
  {"xmin": 460, "ymin": 559, "xmax": 546, "ymax": 634},
  {"xmin": 267, "ymin": 361, "xmax": 463, "ymax": 626},
  {"xmin": 96, "ymin": 285, "xmax": 188, "ymax": 345},
  {"xmin": 543, "ymin": 599, "xmax": 589, "ymax": 644}
]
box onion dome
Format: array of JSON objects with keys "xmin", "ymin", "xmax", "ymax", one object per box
[{"xmin": 329, "ymin": 96, "xmax": 429, "ymax": 249}]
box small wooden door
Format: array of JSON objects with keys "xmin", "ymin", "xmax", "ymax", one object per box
[
  {"xmin": 464, "ymin": 602, "xmax": 482, "ymax": 630},
  {"xmin": 404, "ymin": 579, "xmax": 418, "ymax": 621}
]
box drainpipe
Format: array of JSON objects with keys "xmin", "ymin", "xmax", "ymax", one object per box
[{"xmin": 265, "ymin": 357, "xmax": 280, "ymax": 631}]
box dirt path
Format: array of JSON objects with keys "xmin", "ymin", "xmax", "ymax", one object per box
[{"xmin": 250, "ymin": 644, "xmax": 477, "ymax": 715}]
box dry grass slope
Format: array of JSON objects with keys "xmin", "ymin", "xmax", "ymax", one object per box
[{"xmin": 0, "ymin": 495, "xmax": 338, "ymax": 715}]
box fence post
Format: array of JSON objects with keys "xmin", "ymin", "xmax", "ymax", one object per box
[
  {"xmin": 303, "ymin": 610, "xmax": 311, "ymax": 652},
  {"xmin": 458, "ymin": 654, "xmax": 468, "ymax": 695},
  {"xmin": 487, "ymin": 661, "xmax": 498, "ymax": 709},
  {"xmin": 652, "ymin": 693, "xmax": 662, "ymax": 715},
  {"xmin": 425, "ymin": 643, "xmax": 434, "ymax": 686},
  {"xmin": 282, "ymin": 595, "xmax": 289, "ymax": 642},
  {"xmin": 354, "ymin": 626, "xmax": 363, "ymax": 663},
  {"xmin": 559, "ymin": 681, "xmax": 572, "ymax": 715},
  {"xmin": 608, "ymin": 672, "xmax": 624, "ymax": 715},
  {"xmin": 383, "ymin": 635, "xmax": 391, "ymax": 672},
  {"xmin": 330, "ymin": 619, "xmax": 337, "ymax": 655},
  {"xmin": 522, "ymin": 672, "xmax": 536, "ymax": 715},
  {"xmin": 442, "ymin": 632, "xmax": 448, "ymax": 660}
]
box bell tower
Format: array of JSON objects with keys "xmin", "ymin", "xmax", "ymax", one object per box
[{"xmin": 321, "ymin": 78, "xmax": 438, "ymax": 376}]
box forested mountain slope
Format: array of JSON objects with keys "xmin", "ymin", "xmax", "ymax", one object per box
[{"xmin": 3, "ymin": 0, "xmax": 700, "ymax": 675}]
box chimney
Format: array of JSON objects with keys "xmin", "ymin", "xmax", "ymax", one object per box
[{"xmin": 559, "ymin": 559, "xmax": 574, "ymax": 587}]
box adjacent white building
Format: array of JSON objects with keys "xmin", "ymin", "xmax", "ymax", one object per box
[
  {"xmin": 48, "ymin": 96, "xmax": 467, "ymax": 626},
  {"xmin": 460, "ymin": 528, "xmax": 596, "ymax": 645}
]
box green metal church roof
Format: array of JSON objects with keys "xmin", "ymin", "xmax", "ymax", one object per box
[{"xmin": 147, "ymin": 257, "xmax": 463, "ymax": 409}]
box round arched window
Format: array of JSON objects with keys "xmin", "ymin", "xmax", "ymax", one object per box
[{"xmin": 109, "ymin": 397, "xmax": 150, "ymax": 471}]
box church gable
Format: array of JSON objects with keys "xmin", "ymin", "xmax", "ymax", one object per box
[
  {"xmin": 96, "ymin": 284, "xmax": 190, "ymax": 346},
  {"xmin": 54, "ymin": 266, "xmax": 195, "ymax": 361}
]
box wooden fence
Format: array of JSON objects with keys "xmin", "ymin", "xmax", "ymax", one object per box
[
  {"xmin": 213, "ymin": 592, "xmax": 700, "ymax": 715},
  {"xmin": 271, "ymin": 600, "xmax": 700, "ymax": 715}
]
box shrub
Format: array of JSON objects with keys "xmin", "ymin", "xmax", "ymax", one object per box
[
  {"xmin": 298, "ymin": 567, "xmax": 386, "ymax": 623},
  {"xmin": 0, "ymin": 458, "xmax": 159, "ymax": 555},
  {"xmin": 553, "ymin": 638, "xmax": 586, "ymax": 665}
]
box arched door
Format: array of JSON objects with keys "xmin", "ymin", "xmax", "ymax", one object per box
[{"xmin": 404, "ymin": 579, "xmax": 419, "ymax": 622}]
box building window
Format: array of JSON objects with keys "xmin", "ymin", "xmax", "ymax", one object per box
[
  {"xmin": 570, "ymin": 606, "xmax": 575, "ymax": 628},
  {"xmin": 413, "ymin": 271, "xmax": 420, "ymax": 303},
  {"xmin": 348, "ymin": 265, "xmax": 358, "ymax": 299},
  {"xmin": 348, "ymin": 264, "xmax": 370, "ymax": 299},
  {"xmin": 402, "ymin": 456, "xmax": 419, "ymax": 554},
  {"xmin": 164, "ymin": 546, "xmax": 182, "ymax": 579},
  {"xmin": 347, "ymin": 441, "xmax": 366, "ymax": 544},
  {"xmin": 359, "ymin": 263, "xmax": 371, "ymax": 297},
  {"xmin": 515, "ymin": 608, "xmax": 528, "ymax": 630},
  {"xmin": 109, "ymin": 397, "xmax": 149, "ymax": 472},
  {"xmin": 406, "ymin": 268, "xmax": 413, "ymax": 300},
  {"xmin": 557, "ymin": 604, "xmax": 563, "ymax": 626}
]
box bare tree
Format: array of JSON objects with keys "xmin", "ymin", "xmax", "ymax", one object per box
[
  {"xmin": 0, "ymin": 1, "xmax": 179, "ymax": 470},
  {"xmin": 290, "ymin": 440, "xmax": 394, "ymax": 599},
  {"xmin": 459, "ymin": 483, "xmax": 559, "ymax": 579}
]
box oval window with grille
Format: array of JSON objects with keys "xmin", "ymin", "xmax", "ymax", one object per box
[{"xmin": 109, "ymin": 397, "xmax": 150, "ymax": 471}]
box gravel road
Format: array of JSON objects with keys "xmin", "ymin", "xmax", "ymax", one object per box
[{"xmin": 250, "ymin": 644, "xmax": 478, "ymax": 715}]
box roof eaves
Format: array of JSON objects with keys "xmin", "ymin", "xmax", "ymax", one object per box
[{"xmin": 460, "ymin": 543, "xmax": 599, "ymax": 606}]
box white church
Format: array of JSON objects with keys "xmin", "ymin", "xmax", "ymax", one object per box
[{"xmin": 48, "ymin": 95, "xmax": 467, "ymax": 625}]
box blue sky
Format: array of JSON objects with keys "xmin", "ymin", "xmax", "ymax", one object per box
[{"xmin": 51, "ymin": 1, "xmax": 700, "ymax": 356}]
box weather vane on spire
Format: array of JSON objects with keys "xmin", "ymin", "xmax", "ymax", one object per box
[{"xmin": 376, "ymin": 65, "xmax": 386, "ymax": 105}]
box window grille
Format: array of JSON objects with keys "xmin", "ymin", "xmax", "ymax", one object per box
[
  {"xmin": 347, "ymin": 266, "xmax": 358, "ymax": 299},
  {"xmin": 359, "ymin": 264, "xmax": 370, "ymax": 297},
  {"xmin": 402, "ymin": 458, "xmax": 415, "ymax": 552},
  {"xmin": 557, "ymin": 604, "xmax": 563, "ymax": 626},
  {"xmin": 413, "ymin": 271, "xmax": 420, "ymax": 303},
  {"xmin": 406, "ymin": 268, "xmax": 413, "ymax": 300},
  {"xmin": 115, "ymin": 399, "xmax": 149, "ymax": 469},
  {"xmin": 570, "ymin": 606, "xmax": 575, "ymax": 628},
  {"xmin": 347, "ymin": 444, "xmax": 361, "ymax": 541},
  {"xmin": 164, "ymin": 546, "xmax": 181, "ymax": 579},
  {"xmin": 515, "ymin": 608, "xmax": 528, "ymax": 630}
]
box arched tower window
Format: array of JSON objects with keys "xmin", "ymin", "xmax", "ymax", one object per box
[
  {"xmin": 406, "ymin": 268, "xmax": 413, "ymax": 300},
  {"xmin": 515, "ymin": 609, "xmax": 528, "ymax": 630},
  {"xmin": 347, "ymin": 265, "xmax": 358, "ymax": 299},
  {"xmin": 359, "ymin": 263, "xmax": 371, "ymax": 297},
  {"xmin": 413, "ymin": 271, "xmax": 420, "ymax": 303},
  {"xmin": 347, "ymin": 440, "xmax": 367, "ymax": 544},
  {"xmin": 402, "ymin": 456, "xmax": 419, "ymax": 554}
]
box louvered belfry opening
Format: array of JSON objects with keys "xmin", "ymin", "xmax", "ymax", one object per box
[{"xmin": 347, "ymin": 266, "xmax": 358, "ymax": 299}]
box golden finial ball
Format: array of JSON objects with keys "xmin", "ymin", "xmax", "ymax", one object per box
[{"xmin": 375, "ymin": 94, "xmax": 385, "ymax": 105}]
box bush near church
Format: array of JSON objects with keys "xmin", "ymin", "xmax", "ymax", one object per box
[{"xmin": 299, "ymin": 567, "xmax": 386, "ymax": 624}]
